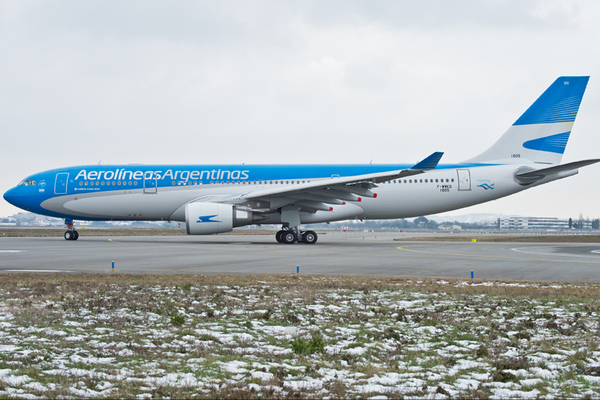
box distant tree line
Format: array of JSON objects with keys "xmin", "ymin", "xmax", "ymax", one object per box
[
  {"xmin": 569, "ymin": 217, "xmax": 600, "ymax": 230},
  {"xmin": 311, "ymin": 216, "xmax": 490, "ymax": 231}
]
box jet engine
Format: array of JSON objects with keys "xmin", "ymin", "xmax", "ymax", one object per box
[{"xmin": 185, "ymin": 202, "xmax": 260, "ymax": 235}]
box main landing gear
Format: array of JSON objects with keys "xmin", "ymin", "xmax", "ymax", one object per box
[
  {"xmin": 275, "ymin": 228, "xmax": 318, "ymax": 244},
  {"xmin": 276, "ymin": 206, "xmax": 317, "ymax": 244},
  {"xmin": 64, "ymin": 218, "xmax": 79, "ymax": 241}
]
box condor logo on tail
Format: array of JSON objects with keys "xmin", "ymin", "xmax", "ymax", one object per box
[{"xmin": 522, "ymin": 132, "xmax": 571, "ymax": 154}]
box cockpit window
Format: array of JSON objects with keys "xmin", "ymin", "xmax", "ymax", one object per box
[{"xmin": 17, "ymin": 180, "xmax": 36, "ymax": 186}]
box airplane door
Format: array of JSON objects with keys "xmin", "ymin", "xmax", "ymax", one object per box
[
  {"xmin": 457, "ymin": 169, "xmax": 471, "ymax": 191},
  {"xmin": 54, "ymin": 173, "xmax": 69, "ymax": 195},
  {"xmin": 144, "ymin": 175, "xmax": 157, "ymax": 194}
]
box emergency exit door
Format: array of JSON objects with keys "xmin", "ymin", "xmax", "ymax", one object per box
[
  {"xmin": 54, "ymin": 173, "xmax": 69, "ymax": 195},
  {"xmin": 457, "ymin": 169, "xmax": 471, "ymax": 191}
]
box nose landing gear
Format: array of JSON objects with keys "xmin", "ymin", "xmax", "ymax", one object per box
[{"xmin": 64, "ymin": 219, "xmax": 79, "ymax": 241}]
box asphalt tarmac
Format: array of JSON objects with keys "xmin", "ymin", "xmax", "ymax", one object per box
[{"xmin": 1, "ymin": 231, "xmax": 600, "ymax": 281}]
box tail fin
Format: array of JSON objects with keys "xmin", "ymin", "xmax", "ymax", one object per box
[{"xmin": 464, "ymin": 76, "xmax": 589, "ymax": 165}]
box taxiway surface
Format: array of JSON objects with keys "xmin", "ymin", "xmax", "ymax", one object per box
[{"xmin": 1, "ymin": 231, "xmax": 600, "ymax": 281}]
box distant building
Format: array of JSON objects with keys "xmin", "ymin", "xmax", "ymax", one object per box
[
  {"xmin": 499, "ymin": 217, "xmax": 570, "ymax": 230},
  {"xmin": 438, "ymin": 224, "xmax": 462, "ymax": 231}
]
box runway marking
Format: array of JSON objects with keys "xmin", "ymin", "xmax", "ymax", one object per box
[
  {"xmin": 107, "ymin": 237, "xmax": 364, "ymax": 256},
  {"xmin": 108, "ymin": 238, "xmax": 600, "ymax": 264},
  {"xmin": 1, "ymin": 269, "xmax": 72, "ymax": 273},
  {"xmin": 512, "ymin": 247, "xmax": 600, "ymax": 259},
  {"xmin": 396, "ymin": 245, "xmax": 600, "ymax": 264},
  {"xmin": 0, "ymin": 250, "xmax": 24, "ymax": 253}
]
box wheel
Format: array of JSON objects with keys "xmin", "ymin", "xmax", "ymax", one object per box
[
  {"xmin": 64, "ymin": 231, "xmax": 73, "ymax": 241},
  {"xmin": 275, "ymin": 230, "xmax": 285, "ymax": 243},
  {"xmin": 282, "ymin": 231, "xmax": 297, "ymax": 244},
  {"xmin": 303, "ymin": 230, "xmax": 318, "ymax": 244},
  {"xmin": 73, "ymin": 231, "xmax": 79, "ymax": 240}
]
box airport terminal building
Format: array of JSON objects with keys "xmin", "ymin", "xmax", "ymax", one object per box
[{"xmin": 498, "ymin": 217, "xmax": 590, "ymax": 230}]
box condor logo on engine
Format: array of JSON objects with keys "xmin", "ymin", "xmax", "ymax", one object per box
[{"xmin": 197, "ymin": 215, "xmax": 221, "ymax": 223}]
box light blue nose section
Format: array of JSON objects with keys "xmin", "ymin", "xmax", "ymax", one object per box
[{"xmin": 3, "ymin": 187, "xmax": 18, "ymax": 207}]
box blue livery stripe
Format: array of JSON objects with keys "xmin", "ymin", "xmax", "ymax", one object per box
[
  {"xmin": 513, "ymin": 76, "xmax": 589, "ymax": 126},
  {"xmin": 522, "ymin": 131, "xmax": 571, "ymax": 154}
]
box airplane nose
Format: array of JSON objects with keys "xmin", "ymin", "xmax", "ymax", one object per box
[{"xmin": 3, "ymin": 187, "xmax": 21, "ymax": 208}]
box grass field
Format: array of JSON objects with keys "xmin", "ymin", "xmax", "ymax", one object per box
[{"xmin": 1, "ymin": 274, "xmax": 600, "ymax": 398}]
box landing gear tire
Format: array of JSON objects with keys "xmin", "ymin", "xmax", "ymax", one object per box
[
  {"xmin": 64, "ymin": 230, "xmax": 79, "ymax": 241},
  {"xmin": 282, "ymin": 231, "xmax": 297, "ymax": 244},
  {"xmin": 276, "ymin": 230, "xmax": 285, "ymax": 243},
  {"xmin": 302, "ymin": 230, "xmax": 318, "ymax": 244}
]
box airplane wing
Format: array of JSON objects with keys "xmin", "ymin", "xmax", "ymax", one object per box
[{"xmin": 224, "ymin": 152, "xmax": 444, "ymax": 213}]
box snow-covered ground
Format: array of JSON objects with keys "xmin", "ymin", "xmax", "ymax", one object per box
[{"xmin": 0, "ymin": 275, "xmax": 599, "ymax": 398}]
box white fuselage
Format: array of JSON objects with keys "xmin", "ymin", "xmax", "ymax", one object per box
[{"xmin": 28, "ymin": 163, "xmax": 571, "ymax": 225}]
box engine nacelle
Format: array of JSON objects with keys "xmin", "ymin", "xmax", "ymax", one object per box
[{"xmin": 185, "ymin": 202, "xmax": 256, "ymax": 235}]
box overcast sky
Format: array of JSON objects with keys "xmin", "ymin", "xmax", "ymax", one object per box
[{"xmin": 1, "ymin": 0, "xmax": 599, "ymax": 220}]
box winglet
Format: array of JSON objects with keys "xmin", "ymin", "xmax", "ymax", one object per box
[{"xmin": 411, "ymin": 152, "xmax": 444, "ymax": 170}]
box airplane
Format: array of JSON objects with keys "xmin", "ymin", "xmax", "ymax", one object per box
[{"xmin": 4, "ymin": 76, "xmax": 599, "ymax": 244}]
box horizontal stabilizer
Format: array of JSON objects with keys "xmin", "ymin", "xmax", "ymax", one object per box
[
  {"xmin": 515, "ymin": 159, "xmax": 600, "ymax": 178},
  {"xmin": 411, "ymin": 152, "xmax": 444, "ymax": 170}
]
